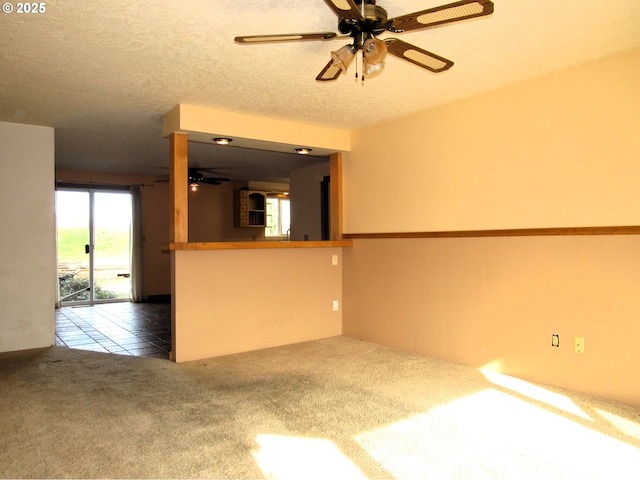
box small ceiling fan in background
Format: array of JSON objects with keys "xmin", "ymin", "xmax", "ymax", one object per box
[
  {"xmin": 235, "ymin": 0, "xmax": 494, "ymax": 81},
  {"xmin": 155, "ymin": 168, "xmax": 231, "ymax": 192},
  {"xmin": 187, "ymin": 169, "xmax": 231, "ymax": 191}
]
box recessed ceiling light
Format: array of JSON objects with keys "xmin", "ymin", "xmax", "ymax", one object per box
[
  {"xmin": 213, "ymin": 137, "xmax": 232, "ymax": 145},
  {"xmin": 295, "ymin": 147, "xmax": 312, "ymax": 155}
]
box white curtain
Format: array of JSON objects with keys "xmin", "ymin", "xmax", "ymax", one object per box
[
  {"xmin": 130, "ymin": 185, "xmax": 144, "ymax": 302},
  {"xmin": 54, "ymin": 190, "xmax": 62, "ymax": 308}
]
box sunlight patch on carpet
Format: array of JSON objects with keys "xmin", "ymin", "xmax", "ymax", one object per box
[
  {"xmin": 252, "ymin": 434, "xmax": 367, "ymax": 480},
  {"xmin": 480, "ymin": 369, "xmax": 591, "ymax": 420},
  {"xmin": 595, "ymin": 408, "xmax": 640, "ymax": 441},
  {"xmin": 353, "ymin": 389, "xmax": 640, "ymax": 479}
]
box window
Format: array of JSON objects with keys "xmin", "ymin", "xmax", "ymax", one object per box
[{"xmin": 265, "ymin": 195, "xmax": 290, "ymax": 238}]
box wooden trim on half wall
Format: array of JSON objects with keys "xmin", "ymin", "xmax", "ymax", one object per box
[{"xmin": 343, "ymin": 226, "xmax": 640, "ymax": 239}]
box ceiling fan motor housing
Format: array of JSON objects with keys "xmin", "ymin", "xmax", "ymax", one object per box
[{"xmin": 338, "ymin": 2, "xmax": 388, "ymax": 40}]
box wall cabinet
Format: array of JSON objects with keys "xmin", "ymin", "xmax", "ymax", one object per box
[{"xmin": 234, "ymin": 189, "xmax": 266, "ymax": 227}]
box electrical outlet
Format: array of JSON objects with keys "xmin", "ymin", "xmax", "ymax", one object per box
[
  {"xmin": 574, "ymin": 337, "xmax": 585, "ymax": 354},
  {"xmin": 332, "ymin": 254, "xmax": 338, "ymax": 266},
  {"xmin": 551, "ymin": 334, "xmax": 560, "ymax": 347},
  {"xmin": 332, "ymin": 300, "xmax": 339, "ymax": 311}
]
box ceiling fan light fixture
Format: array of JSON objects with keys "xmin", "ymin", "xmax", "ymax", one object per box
[
  {"xmin": 213, "ymin": 137, "xmax": 232, "ymax": 145},
  {"xmin": 295, "ymin": 147, "xmax": 312, "ymax": 155},
  {"xmin": 362, "ymin": 37, "xmax": 387, "ymax": 78},
  {"xmin": 363, "ymin": 37, "xmax": 387, "ymax": 65},
  {"xmin": 330, "ymin": 44, "xmax": 356, "ymax": 71},
  {"xmin": 190, "ymin": 181, "xmax": 199, "ymax": 192},
  {"xmin": 363, "ymin": 59, "xmax": 385, "ymax": 78}
]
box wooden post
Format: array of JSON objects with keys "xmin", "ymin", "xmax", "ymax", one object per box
[
  {"xmin": 330, "ymin": 152, "xmax": 343, "ymax": 241},
  {"xmin": 169, "ymin": 132, "xmax": 188, "ymax": 243},
  {"xmin": 169, "ymin": 132, "xmax": 188, "ymax": 362}
]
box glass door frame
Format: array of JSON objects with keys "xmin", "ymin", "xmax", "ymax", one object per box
[{"xmin": 56, "ymin": 185, "xmax": 132, "ymax": 306}]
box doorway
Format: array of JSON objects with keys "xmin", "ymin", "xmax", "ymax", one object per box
[
  {"xmin": 320, "ymin": 175, "xmax": 330, "ymax": 241},
  {"xmin": 56, "ymin": 189, "xmax": 132, "ymax": 305}
]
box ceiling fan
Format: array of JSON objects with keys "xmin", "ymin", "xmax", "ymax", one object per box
[
  {"xmin": 235, "ymin": 0, "xmax": 494, "ymax": 81},
  {"xmin": 188, "ymin": 169, "xmax": 231, "ymax": 191},
  {"xmin": 155, "ymin": 169, "xmax": 231, "ymax": 191}
]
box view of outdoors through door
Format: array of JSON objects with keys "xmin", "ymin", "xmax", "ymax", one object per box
[{"xmin": 56, "ymin": 190, "xmax": 132, "ymax": 304}]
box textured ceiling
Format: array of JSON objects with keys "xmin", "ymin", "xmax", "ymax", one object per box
[{"xmin": 1, "ymin": 0, "xmax": 639, "ymax": 181}]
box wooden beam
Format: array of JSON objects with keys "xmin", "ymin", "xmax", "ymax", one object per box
[
  {"xmin": 330, "ymin": 152, "xmax": 343, "ymax": 241},
  {"xmin": 169, "ymin": 132, "xmax": 188, "ymax": 243},
  {"xmin": 343, "ymin": 225, "xmax": 640, "ymax": 239}
]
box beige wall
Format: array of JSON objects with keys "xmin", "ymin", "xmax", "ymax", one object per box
[
  {"xmin": 0, "ymin": 122, "xmax": 55, "ymax": 353},
  {"xmin": 290, "ymin": 162, "xmax": 330, "ymax": 241},
  {"xmin": 55, "ymin": 169, "xmax": 172, "ymax": 298},
  {"xmin": 173, "ymin": 247, "xmax": 343, "ymax": 362},
  {"xmin": 344, "ymin": 48, "xmax": 640, "ymax": 233},
  {"xmin": 343, "ymin": 236, "xmax": 640, "ymax": 407},
  {"xmin": 142, "ymin": 181, "xmax": 172, "ymax": 297},
  {"xmin": 342, "ymin": 49, "xmax": 640, "ymax": 407},
  {"xmin": 188, "ymin": 180, "xmax": 265, "ymax": 242}
]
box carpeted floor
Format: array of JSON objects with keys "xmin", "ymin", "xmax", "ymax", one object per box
[{"xmin": 1, "ymin": 336, "xmax": 639, "ymax": 479}]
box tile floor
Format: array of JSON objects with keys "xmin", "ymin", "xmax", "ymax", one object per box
[{"xmin": 55, "ymin": 302, "xmax": 172, "ymax": 359}]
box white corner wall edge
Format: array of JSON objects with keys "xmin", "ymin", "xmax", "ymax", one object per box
[{"xmin": 0, "ymin": 121, "xmax": 56, "ymax": 353}]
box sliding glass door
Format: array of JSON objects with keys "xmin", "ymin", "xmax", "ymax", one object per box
[{"xmin": 56, "ymin": 189, "xmax": 132, "ymax": 304}]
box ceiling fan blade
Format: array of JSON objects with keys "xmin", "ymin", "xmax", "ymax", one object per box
[
  {"xmin": 316, "ymin": 58, "xmax": 344, "ymax": 82},
  {"xmin": 385, "ymin": 38, "xmax": 454, "ymax": 73},
  {"xmin": 235, "ymin": 32, "xmax": 337, "ymax": 44},
  {"xmin": 196, "ymin": 167, "xmax": 242, "ymax": 173},
  {"xmin": 200, "ymin": 178, "xmax": 222, "ymax": 185},
  {"xmin": 322, "ymin": 0, "xmax": 363, "ymax": 22},
  {"xmin": 387, "ymin": 0, "xmax": 494, "ymax": 33}
]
